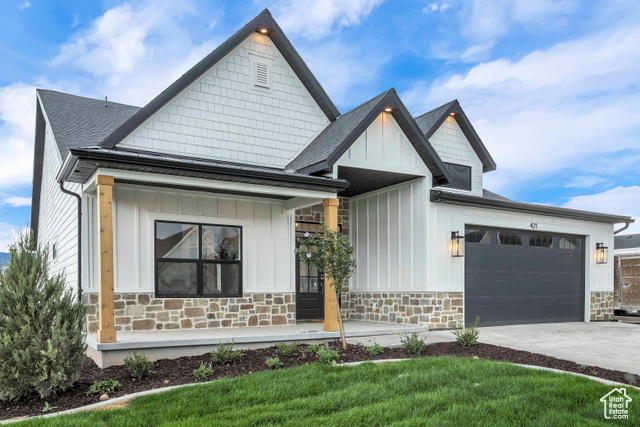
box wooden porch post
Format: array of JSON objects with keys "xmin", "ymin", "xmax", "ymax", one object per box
[
  {"xmin": 96, "ymin": 175, "xmax": 116, "ymax": 343},
  {"xmin": 323, "ymin": 198, "xmax": 340, "ymax": 332}
]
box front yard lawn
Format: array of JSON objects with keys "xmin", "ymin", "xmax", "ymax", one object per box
[{"xmin": 22, "ymin": 357, "xmax": 639, "ymax": 426}]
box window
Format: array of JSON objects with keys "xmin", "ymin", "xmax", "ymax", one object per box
[
  {"xmin": 52, "ymin": 242, "xmax": 58, "ymax": 260},
  {"xmin": 155, "ymin": 221, "xmax": 242, "ymax": 297},
  {"xmin": 465, "ymin": 228, "xmax": 489, "ymax": 244},
  {"xmin": 497, "ymin": 231, "xmax": 522, "ymax": 246},
  {"xmin": 559, "ymin": 236, "xmax": 581, "ymax": 250},
  {"xmin": 442, "ymin": 163, "xmax": 472, "ymax": 191},
  {"xmin": 530, "ymin": 234, "xmax": 553, "ymax": 248}
]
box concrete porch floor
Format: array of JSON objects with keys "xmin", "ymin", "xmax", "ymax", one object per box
[{"xmin": 87, "ymin": 321, "xmax": 427, "ymax": 367}]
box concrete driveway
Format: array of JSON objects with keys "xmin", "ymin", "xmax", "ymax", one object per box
[{"xmin": 428, "ymin": 322, "xmax": 640, "ymax": 375}]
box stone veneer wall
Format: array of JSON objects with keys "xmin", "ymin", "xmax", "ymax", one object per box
[
  {"xmin": 590, "ymin": 291, "xmax": 614, "ymax": 321},
  {"xmin": 345, "ymin": 292, "xmax": 464, "ymax": 330},
  {"xmin": 83, "ymin": 293, "xmax": 295, "ymax": 332},
  {"xmin": 295, "ymin": 197, "xmax": 351, "ymax": 319}
]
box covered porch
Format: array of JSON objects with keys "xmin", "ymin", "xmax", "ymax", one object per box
[{"xmin": 86, "ymin": 320, "xmax": 426, "ymax": 367}]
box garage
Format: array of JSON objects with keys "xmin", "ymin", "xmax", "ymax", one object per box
[{"xmin": 465, "ymin": 226, "xmax": 585, "ymax": 326}]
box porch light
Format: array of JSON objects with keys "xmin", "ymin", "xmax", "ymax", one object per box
[
  {"xmin": 596, "ymin": 243, "xmax": 608, "ymax": 264},
  {"xmin": 450, "ymin": 112, "xmax": 455, "ymax": 116},
  {"xmin": 451, "ymin": 231, "xmax": 464, "ymax": 257},
  {"xmin": 384, "ymin": 107, "xmax": 393, "ymax": 112},
  {"xmin": 259, "ymin": 27, "xmax": 269, "ymax": 34}
]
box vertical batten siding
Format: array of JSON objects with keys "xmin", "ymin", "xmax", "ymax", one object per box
[
  {"xmin": 86, "ymin": 185, "xmax": 294, "ymax": 294},
  {"xmin": 429, "ymin": 116, "xmax": 483, "ymax": 196},
  {"xmin": 37, "ymin": 128, "xmax": 80, "ymax": 292},
  {"xmin": 119, "ymin": 33, "xmax": 329, "ymax": 168},
  {"xmin": 336, "ymin": 112, "xmax": 429, "ymax": 175},
  {"xmin": 351, "ymin": 179, "xmax": 427, "ymax": 291}
]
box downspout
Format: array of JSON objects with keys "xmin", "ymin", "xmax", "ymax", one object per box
[
  {"xmin": 614, "ymin": 222, "xmax": 631, "ymax": 235},
  {"xmin": 59, "ymin": 181, "xmax": 82, "ymax": 302}
]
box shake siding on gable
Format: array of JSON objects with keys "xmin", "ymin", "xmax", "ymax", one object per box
[
  {"xmin": 429, "ymin": 116, "xmax": 483, "ymax": 196},
  {"xmin": 119, "ymin": 33, "xmax": 330, "ymax": 168},
  {"xmin": 37, "ymin": 128, "xmax": 80, "ymax": 292}
]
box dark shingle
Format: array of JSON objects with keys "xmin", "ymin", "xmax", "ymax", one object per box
[
  {"xmin": 286, "ymin": 90, "xmax": 390, "ymax": 172},
  {"xmin": 483, "ymin": 189, "xmax": 511, "ymax": 202},
  {"xmin": 414, "ymin": 101, "xmax": 456, "ymax": 136},
  {"xmin": 37, "ymin": 89, "xmax": 140, "ymax": 157},
  {"xmin": 615, "ymin": 234, "xmax": 640, "ymax": 250}
]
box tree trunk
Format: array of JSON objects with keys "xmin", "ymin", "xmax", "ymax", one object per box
[{"xmin": 336, "ymin": 296, "xmax": 346, "ymax": 349}]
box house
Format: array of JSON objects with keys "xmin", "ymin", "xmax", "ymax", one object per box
[
  {"xmin": 30, "ymin": 9, "xmax": 633, "ymax": 349},
  {"xmin": 614, "ymin": 234, "xmax": 640, "ymax": 311}
]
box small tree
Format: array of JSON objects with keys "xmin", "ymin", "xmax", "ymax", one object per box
[
  {"xmin": 0, "ymin": 231, "xmax": 87, "ymax": 401},
  {"xmin": 297, "ymin": 224, "xmax": 356, "ymax": 349}
]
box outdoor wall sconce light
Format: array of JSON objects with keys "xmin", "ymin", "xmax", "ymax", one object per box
[
  {"xmin": 596, "ymin": 243, "xmax": 608, "ymax": 264},
  {"xmin": 451, "ymin": 231, "xmax": 464, "ymax": 257}
]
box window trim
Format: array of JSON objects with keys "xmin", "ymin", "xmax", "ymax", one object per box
[
  {"xmin": 154, "ymin": 220, "xmax": 243, "ymax": 298},
  {"xmin": 497, "ymin": 231, "xmax": 523, "ymax": 247}
]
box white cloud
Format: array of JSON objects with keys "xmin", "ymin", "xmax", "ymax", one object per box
[
  {"xmin": 269, "ymin": 0, "xmax": 385, "ymax": 40},
  {"xmin": 403, "ymin": 23, "xmax": 640, "ymax": 195},
  {"xmin": 71, "ymin": 13, "xmax": 81, "ymax": 28},
  {"xmin": 18, "ymin": 1, "xmax": 31, "ymax": 11},
  {"xmin": 2, "ymin": 197, "xmax": 32, "ymax": 207},
  {"xmin": 564, "ymin": 176, "xmax": 611, "ymax": 189},
  {"xmin": 423, "ymin": 2, "xmax": 449, "ymax": 14},
  {"xmin": 0, "ymin": 223, "xmax": 25, "ymax": 253},
  {"xmin": 563, "ymin": 186, "xmax": 640, "ymax": 233}
]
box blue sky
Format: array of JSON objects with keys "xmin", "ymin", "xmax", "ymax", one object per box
[{"xmin": 1, "ymin": 0, "xmax": 639, "ymax": 250}]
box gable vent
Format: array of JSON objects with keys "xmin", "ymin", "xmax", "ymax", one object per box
[{"xmin": 254, "ymin": 61, "xmax": 270, "ymax": 88}]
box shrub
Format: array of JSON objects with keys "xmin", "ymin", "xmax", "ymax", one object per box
[
  {"xmin": 366, "ymin": 342, "xmax": 384, "ymax": 355},
  {"xmin": 276, "ymin": 342, "xmax": 299, "ymax": 358},
  {"xmin": 400, "ymin": 333, "xmax": 426, "ymax": 355},
  {"xmin": 452, "ymin": 316, "xmax": 480, "ymax": 347},
  {"xmin": 193, "ymin": 362, "xmax": 215, "ymax": 379},
  {"xmin": 124, "ymin": 351, "xmax": 155, "ymax": 378},
  {"xmin": 624, "ymin": 373, "xmax": 637, "ymax": 385},
  {"xmin": 0, "ymin": 232, "xmax": 87, "ymax": 401},
  {"xmin": 306, "ymin": 344, "xmax": 323, "ymax": 354},
  {"xmin": 317, "ymin": 344, "xmax": 340, "ymax": 365},
  {"xmin": 266, "ymin": 358, "xmax": 284, "ymax": 369},
  {"xmin": 88, "ymin": 380, "xmax": 121, "ymax": 395},
  {"xmin": 211, "ymin": 341, "xmax": 242, "ymax": 365}
]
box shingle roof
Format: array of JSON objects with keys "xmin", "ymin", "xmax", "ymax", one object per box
[
  {"xmin": 286, "ymin": 88, "xmax": 451, "ymax": 185},
  {"xmin": 37, "ymin": 89, "xmax": 140, "ymax": 157},
  {"xmin": 415, "ymin": 100, "xmax": 497, "ymax": 173},
  {"xmin": 615, "ymin": 234, "xmax": 640, "ymax": 250},
  {"xmin": 482, "ymin": 189, "xmax": 511, "ymax": 202},
  {"xmin": 286, "ymin": 90, "xmax": 390, "ymax": 172}
]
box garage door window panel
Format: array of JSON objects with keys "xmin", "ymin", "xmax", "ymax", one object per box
[
  {"xmin": 530, "ymin": 234, "xmax": 553, "ymax": 248},
  {"xmin": 497, "ymin": 231, "xmax": 523, "ymax": 246},
  {"xmin": 465, "ymin": 228, "xmax": 490, "ymax": 244},
  {"xmin": 559, "ymin": 236, "xmax": 581, "ymax": 250}
]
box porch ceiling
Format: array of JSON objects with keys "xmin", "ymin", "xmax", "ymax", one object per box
[{"xmin": 337, "ymin": 166, "xmax": 422, "ymax": 197}]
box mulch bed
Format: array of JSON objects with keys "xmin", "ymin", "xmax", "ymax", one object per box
[{"xmin": 2, "ymin": 341, "xmax": 638, "ymax": 421}]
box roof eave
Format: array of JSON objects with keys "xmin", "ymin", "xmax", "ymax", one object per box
[{"xmin": 431, "ymin": 190, "xmax": 634, "ymax": 225}]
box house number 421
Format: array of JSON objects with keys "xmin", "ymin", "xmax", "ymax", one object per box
[{"xmin": 530, "ymin": 223, "xmax": 538, "ymax": 229}]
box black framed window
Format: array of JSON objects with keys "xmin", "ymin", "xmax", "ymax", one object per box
[
  {"xmin": 155, "ymin": 221, "xmax": 242, "ymax": 297},
  {"xmin": 497, "ymin": 231, "xmax": 523, "ymax": 246},
  {"xmin": 441, "ymin": 162, "xmax": 472, "ymax": 191},
  {"xmin": 530, "ymin": 234, "xmax": 553, "ymax": 248},
  {"xmin": 465, "ymin": 228, "xmax": 489, "ymax": 244}
]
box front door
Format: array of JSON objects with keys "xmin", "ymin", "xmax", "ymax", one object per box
[{"xmin": 295, "ymin": 222, "xmax": 324, "ymax": 320}]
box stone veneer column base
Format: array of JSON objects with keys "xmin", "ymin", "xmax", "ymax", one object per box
[
  {"xmin": 83, "ymin": 293, "xmax": 296, "ymax": 332},
  {"xmin": 590, "ymin": 291, "xmax": 614, "ymax": 321},
  {"xmin": 344, "ymin": 292, "xmax": 464, "ymax": 330}
]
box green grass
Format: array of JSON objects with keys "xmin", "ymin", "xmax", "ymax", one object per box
[{"xmin": 23, "ymin": 358, "xmax": 639, "ymax": 426}]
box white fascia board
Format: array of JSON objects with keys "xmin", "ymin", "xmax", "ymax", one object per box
[
  {"xmin": 284, "ymin": 197, "xmax": 323, "ymax": 212},
  {"xmin": 85, "ymin": 168, "xmax": 336, "ymax": 200}
]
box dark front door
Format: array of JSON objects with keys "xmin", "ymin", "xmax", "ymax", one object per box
[
  {"xmin": 295, "ymin": 222, "xmax": 324, "ymax": 320},
  {"xmin": 465, "ymin": 226, "xmax": 585, "ymax": 327}
]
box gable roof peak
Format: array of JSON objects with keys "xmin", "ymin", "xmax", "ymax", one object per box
[{"xmin": 97, "ymin": 8, "xmax": 339, "ymax": 150}]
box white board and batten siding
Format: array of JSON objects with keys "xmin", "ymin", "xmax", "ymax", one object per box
[
  {"xmin": 118, "ymin": 33, "xmax": 329, "ymax": 169},
  {"xmin": 340, "ymin": 112, "xmax": 431, "ymax": 292},
  {"xmin": 84, "ymin": 185, "xmax": 296, "ymax": 294},
  {"xmin": 37, "ymin": 126, "xmax": 80, "ymax": 293},
  {"xmin": 429, "ymin": 116, "xmax": 483, "ymax": 196}
]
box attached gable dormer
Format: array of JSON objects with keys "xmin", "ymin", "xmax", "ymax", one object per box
[
  {"xmin": 415, "ymin": 100, "xmax": 497, "ymax": 197},
  {"xmin": 429, "ymin": 116, "xmax": 483, "ymax": 196},
  {"xmin": 118, "ymin": 32, "xmax": 330, "ymax": 167}
]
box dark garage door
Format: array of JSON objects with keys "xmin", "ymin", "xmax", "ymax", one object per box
[{"xmin": 465, "ymin": 227, "xmax": 584, "ymax": 327}]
